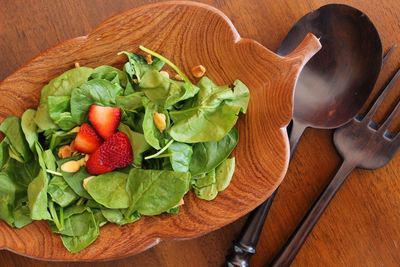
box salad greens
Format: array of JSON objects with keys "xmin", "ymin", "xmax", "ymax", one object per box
[{"xmin": 0, "ymin": 46, "xmax": 249, "ymax": 253}]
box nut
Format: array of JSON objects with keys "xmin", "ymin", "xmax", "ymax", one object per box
[
  {"xmin": 153, "ymin": 112, "xmax": 166, "ymax": 132},
  {"xmin": 160, "ymin": 71, "xmax": 170, "ymax": 79},
  {"xmin": 145, "ymin": 54, "xmax": 153, "ymax": 64},
  {"xmin": 70, "ymin": 126, "xmax": 80, "ymax": 133},
  {"xmin": 174, "ymin": 74, "xmax": 183, "ymax": 81},
  {"xmin": 83, "ymin": 176, "xmax": 95, "ymax": 190},
  {"xmin": 74, "ymin": 62, "xmax": 80, "ymax": 68},
  {"xmin": 58, "ymin": 145, "xmax": 73, "ymax": 159},
  {"xmin": 191, "ymin": 64, "xmax": 206, "ymax": 78},
  {"xmin": 61, "ymin": 160, "xmax": 81, "ymax": 173}
]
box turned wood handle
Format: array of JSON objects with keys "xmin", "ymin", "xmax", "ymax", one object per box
[{"xmin": 270, "ymin": 160, "xmax": 355, "ymax": 267}]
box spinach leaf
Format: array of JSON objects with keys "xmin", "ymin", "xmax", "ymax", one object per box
[
  {"xmin": 169, "ymin": 77, "xmax": 243, "ymax": 143},
  {"xmin": 116, "ymin": 92, "xmax": 144, "ymax": 112},
  {"xmin": 34, "ymin": 67, "xmax": 94, "ymax": 131},
  {"xmin": 60, "ymin": 167, "xmax": 92, "ymax": 199},
  {"xmin": 167, "ymin": 142, "xmax": 192, "ymax": 172},
  {"xmin": 59, "ymin": 209, "xmax": 99, "ymax": 253},
  {"xmin": 6, "ymin": 158, "xmax": 40, "ymax": 188},
  {"xmin": 192, "ymin": 169, "xmax": 218, "ymax": 201},
  {"xmin": 28, "ymin": 169, "xmax": 51, "ymax": 220},
  {"xmin": 47, "ymin": 96, "xmax": 76, "ymax": 131},
  {"xmin": 90, "ymin": 65, "xmax": 129, "ymax": 88},
  {"xmin": 215, "ymin": 157, "xmax": 235, "ymax": 191},
  {"xmin": 0, "ymin": 116, "xmax": 32, "ymax": 162},
  {"xmin": 13, "ymin": 198, "xmax": 32, "ymax": 228},
  {"xmin": 70, "ymin": 79, "xmax": 123, "ymax": 124},
  {"xmin": 21, "ymin": 109, "xmax": 38, "ymax": 151},
  {"xmin": 0, "ymin": 139, "xmax": 9, "ymax": 169},
  {"xmin": 119, "ymin": 51, "xmax": 164, "ymax": 82},
  {"xmin": 142, "ymin": 100, "xmax": 164, "ymax": 149},
  {"xmin": 118, "ymin": 123, "xmax": 151, "ymax": 166},
  {"xmin": 189, "ymin": 128, "xmax": 238, "ymax": 176},
  {"xmin": 101, "ymin": 209, "xmax": 140, "ymax": 225},
  {"xmin": 228, "ymin": 80, "xmax": 250, "ymax": 113},
  {"xmin": 48, "ymin": 176, "xmax": 79, "ymax": 207},
  {"xmin": 86, "ymin": 172, "xmax": 130, "ymax": 209},
  {"xmin": 0, "ymin": 172, "xmax": 18, "ymax": 226},
  {"xmin": 126, "ymin": 168, "xmax": 190, "ymax": 216},
  {"xmin": 47, "ymin": 129, "xmax": 77, "ymax": 151}
]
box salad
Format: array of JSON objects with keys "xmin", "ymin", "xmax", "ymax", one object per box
[{"xmin": 0, "ymin": 46, "xmax": 250, "ymax": 253}]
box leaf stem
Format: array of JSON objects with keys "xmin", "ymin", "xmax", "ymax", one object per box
[
  {"xmin": 46, "ymin": 169, "xmax": 63, "ymax": 176},
  {"xmin": 144, "ymin": 139, "xmax": 174, "ymax": 160},
  {"xmin": 139, "ymin": 45, "xmax": 191, "ymax": 84}
]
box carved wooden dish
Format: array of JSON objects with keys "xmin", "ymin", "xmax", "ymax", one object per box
[{"xmin": 0, "ymin": 1, "xmax": 320, "ymax": 261}]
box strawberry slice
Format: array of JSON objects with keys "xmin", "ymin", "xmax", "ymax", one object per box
[
  {"xmin": 88, "ymin": 105, "xmax": 121, "ymax": 139},
  {"xmin": 73, "ymin": 123, "xmax": 103, "ymax": 154},
  {"xmin": 86, "ymin": 132, "xmax": 133, "ymax": 175}
]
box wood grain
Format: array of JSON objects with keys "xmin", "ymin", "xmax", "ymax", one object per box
[
  {"xmin": 0, "ymin": 0, "xmax": 320, "ymax": 262},
  {"xmin": 0, "ymin": 0, "xmax": 399, "ymax": 266}
]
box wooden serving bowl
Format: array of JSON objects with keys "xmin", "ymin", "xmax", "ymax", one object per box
[{"xmin": 0, "ymin": 1, "xmax": 320, "ymax": 261}]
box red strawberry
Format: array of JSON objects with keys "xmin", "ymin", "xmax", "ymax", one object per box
[
  {"xmin": 86, "ymin": 132, "xmax": 133, "ymax": 175},
  {"xmin": 73, "ymin": 123, "xmax": 103, "ymax": 154},
  {"xmin": 88, "ymin": 105, "xmax": 121, "ymax": 139}
]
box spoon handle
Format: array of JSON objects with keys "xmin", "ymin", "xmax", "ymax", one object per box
[
  {"xmin": 270, "ymin": 160, "xmax": 355, "ymax": 267},
  {"xmin": 226, "ymin": 191, "xmax": 277, "ymax": 267},
  {"xmin": 226, "ymin": 122, "xmax": 306, "ymax": 267}
]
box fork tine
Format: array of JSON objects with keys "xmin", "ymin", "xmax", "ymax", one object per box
[
  {"xmin": 379, "ymin": 98, "xmax": 400, "ymax": 133},
  {"xmin": 363, "ymin": 67, "xmax": 400, "ymax": 122},
  {"xmin": 382, "ymin": 45, "xmax": 397, "ymax": 66}
]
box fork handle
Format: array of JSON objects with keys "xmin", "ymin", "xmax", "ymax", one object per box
[{"xmin": 270, "ymin": 160, "xmax": 356, "ymax": 267}]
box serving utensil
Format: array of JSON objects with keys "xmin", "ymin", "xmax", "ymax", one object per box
[
  {"xmin": 271, "ymin": 59, "xmax": 400, "ymax": 267},
  {"xmin": 227, "ymin": 4, "xmax": 382, "ymax": 266},
  {"xmin": 0, "ymin": 1, "xmax": 321, "ymax": 261}
]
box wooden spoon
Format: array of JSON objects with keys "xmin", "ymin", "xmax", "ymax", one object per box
[{"xmin": 227, "ymin": 4, "xmax": 382, "ymax": 266}]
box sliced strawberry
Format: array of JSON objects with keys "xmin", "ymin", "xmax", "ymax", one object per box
[
  {"xmin": 86, "ymin": 132, "xmax": 133, "ymax": 175},
  {"xmin": 73, "ymin": 123, "xmax": 103, "ymax": 154},
  {"xmin": 88, "ymin": 105, "xmax": 121, "ymax": 139}
]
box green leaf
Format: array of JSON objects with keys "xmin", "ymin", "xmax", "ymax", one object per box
[
  {"xmin": 101, "ymin": 209, "xmax": 140, "ymax": 225},
  {"xmin": 34, "ymin": 67, "xmax": 94, "ymax": 131},
  {"xmin": 28, "ymin": 169, "xmax": 51, "ymax": 220},
  {"xmin": 47, "ymin": 96, "xmax": 76, "ymax": 131},
  {"xmin": 6, "ymin": 158, "xmax": 40, "ymax": 188},
  {"xmin": 126, "ymin": 168, "xmax": 190, "ymax": 216},
  {"xmin": 60, "ymin": 166, "xmax": 92, "ymax": 199},
  {"xmin": 167, "ymin": 142, "xmax": 193, "ymax": 172},
  {"xmin": 21, "ymin": 109, "xmax": 38, "ymax": 151},
  {"xmin": 0, "ymin": 172, "xmax": 18, "ymax": 226},
  {"xmin": 118, "ymin": 123, "xmax": 151, "ymax": 166},
  {"xmin": 192, "ymin": 169, "xmax": 218, "ymax": 201},
  {"xmin": 13, "ymin": 199, "xmax": 32, "ymax": 228},
  {"xmin": 189, "ymin": 128, "xmax": 238, "ymax": 176},
  {"xmin": 47, "ymin": 129, "xmax": 77, "ymax": 151},
  {"xmin": 215, "ymin": 157, "xmax": 235, "ymax": 191},
  {"xmin": 0, "ymin": 116, "xmax": 32, "ymax": 162},
  {"xmin": 0, "ymin": 139, "xmax": 9, "ymax": 170},
  {"xmin": 228, "ymin": 80, "xmax": 250, "ymax": 113},
  {"xmin": 90, "ymin": 65, "xmax": 129, "ymax": 88},
  {"xmin": 86, "ymin": 172, "xmax": 130, "ymax": 209},
  {"xmin": 169, "ymin": 77, "xmax": 244, "ymax": 143},
  {"xmin": 70, "ymin": 79, "xmax": 123, "ymax": 124},
  {"xmin": 142, "ymin": 100, "xmax": 164, "ymax": 149},
  {"xmin": 116, "ymin": 92, "xmax": 144, "ymax": 112},
  {"xmin": 48, "ymin": 176, "xmax": 79, "ymax": 207},
  {"xmin": 59, "ymin": 209, "xmax": 99, "ymax": 253},
  {"xmin": 119, "ymin": 51, "xmax": 164, "ymax": 82}
]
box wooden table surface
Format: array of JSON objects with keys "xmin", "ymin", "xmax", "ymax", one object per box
[{"xmin": 0, "ymin": 0, "xmax": 399, "ymax": 266}]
